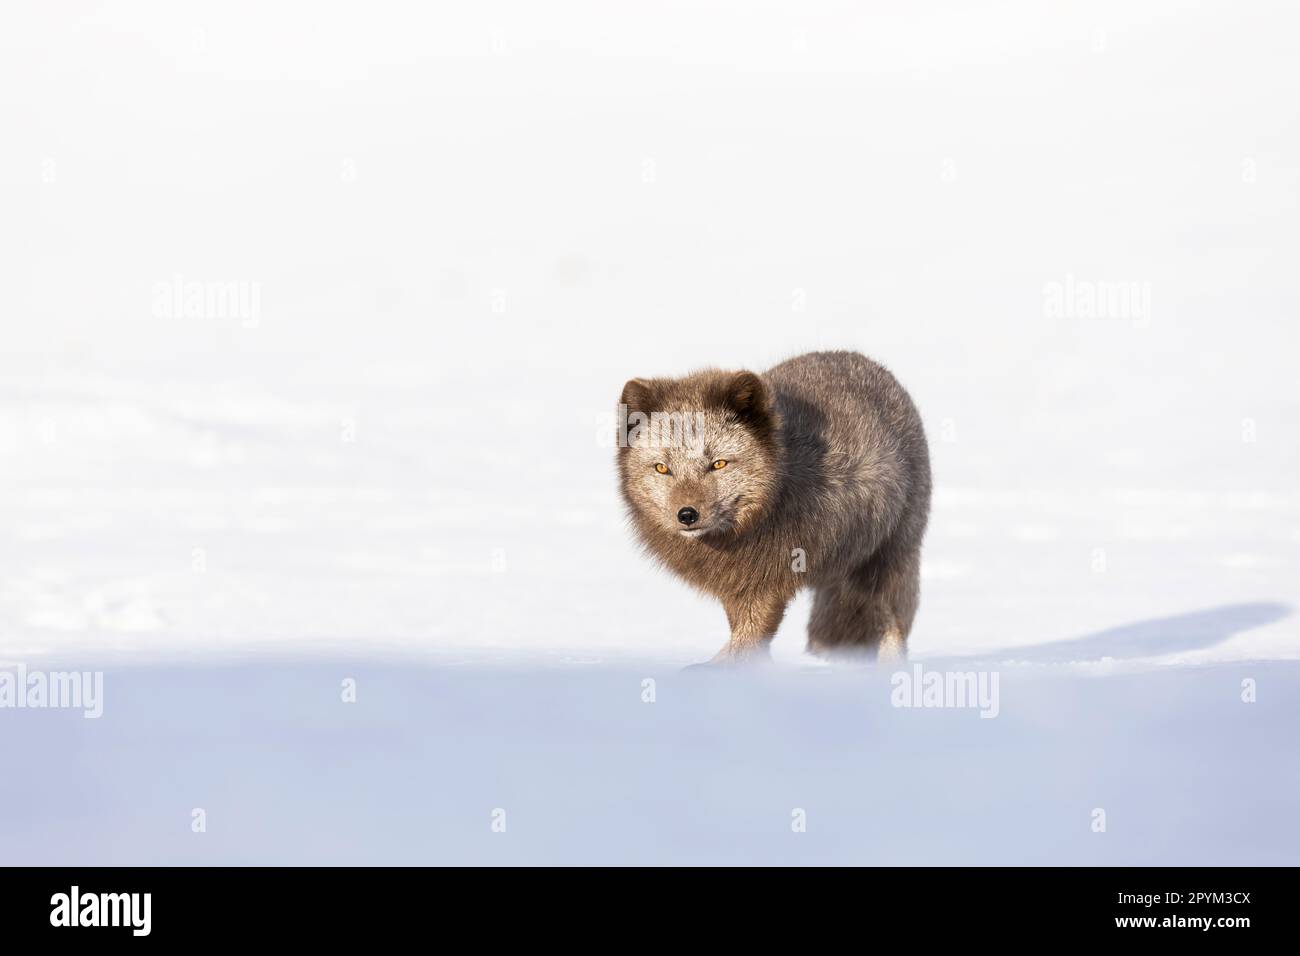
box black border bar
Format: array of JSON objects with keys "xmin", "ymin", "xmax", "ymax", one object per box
[{"xmin": 0, "ymin": 866, "xmax": 1284, "ymax": 942}]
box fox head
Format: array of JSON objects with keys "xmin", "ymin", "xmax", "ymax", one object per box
[{"xmin": 616, "ymin": 369, "xmax": 783, "ymax": 540}]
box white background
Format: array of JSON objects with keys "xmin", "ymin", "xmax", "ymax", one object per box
[
  {"xmin": 1, "ymin": 0, "xmax": 1298, "ymax": 867},
  {"xmin": 2, "ymin": 1, "xmax": 1296, "ymax": 667}
]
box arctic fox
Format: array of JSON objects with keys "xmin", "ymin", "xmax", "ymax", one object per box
[{"xmin": 616, "ymin": 350, "xmax": 930, "ymax": 664}]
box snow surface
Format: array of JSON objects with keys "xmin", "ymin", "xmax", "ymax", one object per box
[
  {"xmin": 2, "ymin": 661, "xmax": 1297, "ymax": 865},
  {"xmin": 0, "ymin": 0, "xmax": 1297, "ymax": 864}
]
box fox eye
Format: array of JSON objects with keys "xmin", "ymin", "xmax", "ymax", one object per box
[
  {"xmin": 711, "ymin": 459, "xmax": 728, "ymax": 470},
  {"xmin": 654, "ymin": 463, "xmax": 670, "ymax": 475}
]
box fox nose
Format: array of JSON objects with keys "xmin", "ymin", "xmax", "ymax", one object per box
[{"xmin": 677, "ymin": 506, "xmax": 699, "ymax": 526}]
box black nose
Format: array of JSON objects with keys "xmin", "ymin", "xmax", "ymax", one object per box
[{"xmin": 677, "ymin": 506, "xmax": 699, "ymax": 526}]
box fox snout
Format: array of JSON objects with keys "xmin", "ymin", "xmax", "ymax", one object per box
[
  {"xmin": 674, "ymin": 500, "xmax": 709, "ymax": 533},
  {"xmin": 671, "ymin": 489, "xmax": 728, "ymax": 536},
  {"xmin": 669, "ymin": 484, "xmax": 714, "ymax": 534}
]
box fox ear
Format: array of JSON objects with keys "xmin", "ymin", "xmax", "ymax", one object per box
[
  {"xmin": 620, "ymin": 377, "xmax": 657, "ymax": 414},
  {"xmin": 713, "ymin": 371, "xmax": 771, "ymax": 426}
]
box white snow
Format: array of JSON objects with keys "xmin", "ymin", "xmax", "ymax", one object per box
[{"xmin": 0, "ymin": 0, "xmax": 1297, "ymax": 864}]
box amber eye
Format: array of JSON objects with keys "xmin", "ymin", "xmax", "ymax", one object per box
[
  {"xmin": 711, "ymin": 459, "xmax": 728, "ymax": 470},
  {"xmin": 654, "ymin": 463, "xmax": 670, "ymax": 475}
]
